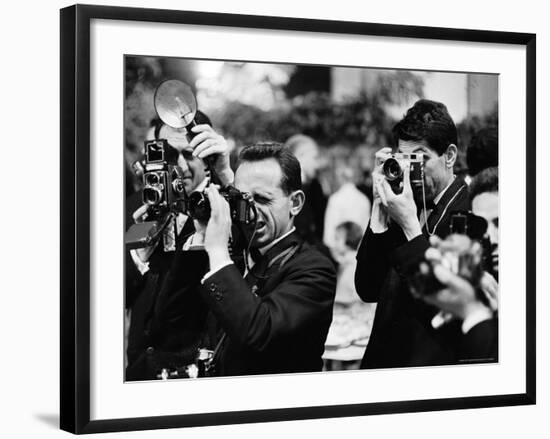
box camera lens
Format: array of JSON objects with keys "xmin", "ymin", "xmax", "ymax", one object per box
[
  {"xmin": 143, "ymin": 186, "xmax": 163, "ymax": 205},
  {"xmin": 187, "ymin": 191, "xmax": 211, "ymax": 221},
  {"xmin": 145, "ymin": 172, "xmax": 160, "ymax": 186},
  {"xmin": 383, "ymin": 158, "xmax": 403, "ymax": 181},
  {"xmin": 172, "ymin": 178, "xmax": 185, "ymax": 194}
]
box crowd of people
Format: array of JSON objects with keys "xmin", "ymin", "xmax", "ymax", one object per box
[{"xmin": 124, "ymin": 97, "xmax": 499, "ymax": 380}]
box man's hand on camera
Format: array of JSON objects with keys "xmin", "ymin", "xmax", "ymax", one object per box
[
  {"xmin": 376, "ymin": 164, "xmax": 421, "ymax": 240},
  {"xmin": 420, "ymin": 244, "xmax": 493, "ymax": 328},
  {"xmin": 369, "ymin": 147, "xmax": 392, "ymax": 233},
  {"xmin": 190, "ymin": 125, "xmax": 234, "ymax": 186},
  {"xmin": 372, "ymin": 147, "xmax": 392, "ymax": 202},
  {"xmin": 204, "ymin": 185, "xmax": 232, "ymax": 268},
  {"xmin": 132, "ymin": 204, "xmax": 158, "ymax": 263}
]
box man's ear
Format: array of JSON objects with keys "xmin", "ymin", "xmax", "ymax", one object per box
[
  {"xmin": 445, "ymin": 144, "xmax": 458, "ymax": 168},
  {"xmin": 289, "ymin": 190, "xmax": 305, "ymax": 217}
]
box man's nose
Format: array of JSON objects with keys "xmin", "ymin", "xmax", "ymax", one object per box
[
  {"xmin": 177, "ymin": 155, "xmax": 189, "ymax": 172},
  {"xmin": 488, "ymin": 221, "xmax": 499, "ymax": 244}
]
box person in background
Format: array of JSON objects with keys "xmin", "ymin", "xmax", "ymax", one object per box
[
  {"xmin": 332, "ymin": 221, "xmax": 364, "ymax": 306},
  {"xmin": 323, "ymin": 165, "xmax": 371, "ymax": 252},
  {"xmin": 469, "ymin": 166, "xmax": 499, "ymax": 309},
  {"xmin": 284, "ymin": 134, "xmax": 328, "ymax": 245},
  {"xmin": 466, "ymin": 127, "xmax": 498, "ymax": 180}
]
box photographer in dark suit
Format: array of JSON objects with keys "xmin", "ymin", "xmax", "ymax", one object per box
[
  {"xmin": 355, "ymin": 99, "xmax": 471, "ymax": 368},
  {"xmin": 125, "ymin": 113, "xmax": 233, "ymax": 381},
  {"xmin": 416, "ymin": 234, "xmax": 498, "ymax": 362},
  {"xmin": 165, "ymin": 143, "xmax": 336, "ymax": 376}
]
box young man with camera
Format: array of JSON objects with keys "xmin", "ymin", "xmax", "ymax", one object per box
[
  {"xmin": 163, "ymin": 143, "xmax": 337, "ymax": 376},
  {"xmin": 355, "ymin": 99, "xmax": 471, "ymax": 368},
  {"xmin": 125, "ymin": 117, "xmax": 233, "ymax": 381}
]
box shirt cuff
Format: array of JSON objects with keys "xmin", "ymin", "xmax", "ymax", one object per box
[
  {"xmin": 370, "ymin": 199, "xmax": 389, "ymax": 234},
  {"xmin": 201, "ymin": 261, "xmax": 234, "ymax": 284},
  {"xmin": 462, "ymin": 307, "xmax": 494, "ymax": 334},
  {"xmin": 129, "ymin": 249, "xmax": 150, "ymax": 275}
]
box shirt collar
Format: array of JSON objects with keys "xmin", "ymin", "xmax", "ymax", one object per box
[{"xmin": 259, "ymin": 226, "xmax": 296, "ymax": 255}]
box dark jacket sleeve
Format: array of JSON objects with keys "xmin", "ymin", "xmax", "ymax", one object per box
[
  {"xmin": 460, "ymin": 317, "xmax": 498, "ymax": 361},
  {"xmin": 201, "ymin": 252, "xmax": 336, "ymax": 352},
  {"xmin": 355, "ymin": 222, "xmax": 411, "ymax": 302},
  {"xmin": 390, "ymin": 234, "xmax": 431, "ymax": 278},
  {"xmin": 152, "ymin": 249, "xmax": 210, "ymax": 327},
  {"xmin": 125, "ymin": 250, "xmax": 146, "ymax": 309}
]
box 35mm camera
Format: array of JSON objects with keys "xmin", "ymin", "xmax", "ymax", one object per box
[{"xmin": 382, "ymin": 152, "xmax": 424, "ymax": 192}]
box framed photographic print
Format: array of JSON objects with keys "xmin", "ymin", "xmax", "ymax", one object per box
[{"xmin": 60, "ymin": 4, "xmax": 536, "ymax": 434}]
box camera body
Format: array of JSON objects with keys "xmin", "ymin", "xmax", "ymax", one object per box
[
  {"xmin": 125, "ymin": 140, "xmax": 187, "ymax": 250},
  {"xmin": 186, "ymin": 185, "xmax": 257, "ymax": 226},
  {"xmin": 382, "ymin": 152, "xmax": 424, "ymax": 193},
  {"xmin": 141, "ymin": 139, "xmax": 187, "ymax": 219}
]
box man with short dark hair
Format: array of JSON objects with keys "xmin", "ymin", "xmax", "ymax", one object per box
[
  {"xmin": 165, "ymin": 142, "xmax": 337, "ymax": 376},
  {"xmin": 125, "ymin": 115, "xmax": 233, "ymax": 381},
  {"xmin": 467, "ymin": 127, "xmax": 498, "ymax": 178},
  {"xmin": 355, "ymin": 99, "xmax": 471, "ymax": 368}
]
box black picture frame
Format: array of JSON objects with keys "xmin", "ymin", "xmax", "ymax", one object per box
[{"xmin": 60, "ymin": 4, "xmax": 536, "ymax": 434}]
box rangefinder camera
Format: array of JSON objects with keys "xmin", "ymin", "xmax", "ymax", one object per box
[
  {"xmin": 382, "ymin": 153, "xmax": 424, "ymax": 192},
  {"xmin": 141, "ymin": 139, "xmax": 187, "ymax": 217},
  {"xmin": 186, "ymin": 185, "xmax": 257, "ymax": 226}
]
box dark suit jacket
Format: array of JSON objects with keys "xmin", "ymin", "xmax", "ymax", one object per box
[
  {"xmin": 460, "ymin": 318, "xmax": 498, "ymax": 363},
  {"xmin": 125, "ymin": 205, "xmax": 208, "ymax": 381},
  {"xmin": 355, "ymin": 177, "xmax": 474, "ymax": 368},
  {"xmin": 197, "ymin": 232, "xmax": 337, "ymax": 377}
]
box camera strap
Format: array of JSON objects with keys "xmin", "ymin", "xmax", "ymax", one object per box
[{"xmin": 422, "ymin": 182, "xmax": 465, "ymax": 236}]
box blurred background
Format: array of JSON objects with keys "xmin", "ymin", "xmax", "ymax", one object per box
[
  {"xmin": 124, "ymin": 56, "xmax": 498, "ymax": 370},
  {"xmin": 125, "ymin": 56, "xmax": 498, "ymax": 196}
]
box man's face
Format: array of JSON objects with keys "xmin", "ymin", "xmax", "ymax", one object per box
[
  {"xmin": 472, "ymin": 191, "xmax": 499, "ymax": 244},
  {"xmin": 158, "ymin": 124, "xmax": 207, "ymax": 193},
  {"xmin": 234, "ymin": 158, "xmax": 297, "ymax": 248},
  {"xmin": 397, "ymin": 139, "xmax": 451, "ymax": 203}
]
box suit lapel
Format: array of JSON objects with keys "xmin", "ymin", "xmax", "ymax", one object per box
[
  {"xmin": 424, "ymin": 177, "xmax": 468, "ymax": 235},
  {"xmin": 251, "ymin": 232, "xmax": 302, "ymax": 295}
]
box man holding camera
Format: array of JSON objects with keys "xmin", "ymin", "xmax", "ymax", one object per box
[
  {"xmin": 416, "ymin": 233, "xmax": 498, "ymax": 362},
  {"xmin": 355, "ymin": 99, "xmax": 471, "ymax": 368},
  {"xmin": 125, "ymin": 115, "xmax": 233, "ymax": 381},
  {"xmin": 162, "ymin": 143, "xmax": 337, "ymax": 376}
]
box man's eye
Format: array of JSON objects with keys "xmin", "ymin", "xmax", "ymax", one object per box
[
  {"xmin": 181, "ymin": 151, "xmax": 194, "ymax": 160},
  {"xmin": 254, "ymin": 196, "xmax": 271, "ymax": 205}
]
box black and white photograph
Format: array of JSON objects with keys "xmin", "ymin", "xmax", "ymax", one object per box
[
  {"xmin": 123, "ymin": 56, "xmax": 500, "ymax": 382},
  {"xmin": 55, "ymin": 3, "xmax": 537, "ymax": 434}
]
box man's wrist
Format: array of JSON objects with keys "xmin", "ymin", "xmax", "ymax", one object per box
[
  {"xmin": 461, "ymin": 302, "xmax": 493, "ymax": 333},
  {"xmin": 402, "ymin": 219, "xmax": 422, "ymax": 241},
  {"xmin": 216, "ymin": 168, "xmax": 234, "ymax": 187},
  {"xmin": 207, "ymin": 246, "xmax": 231, "ymax": 268}
]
